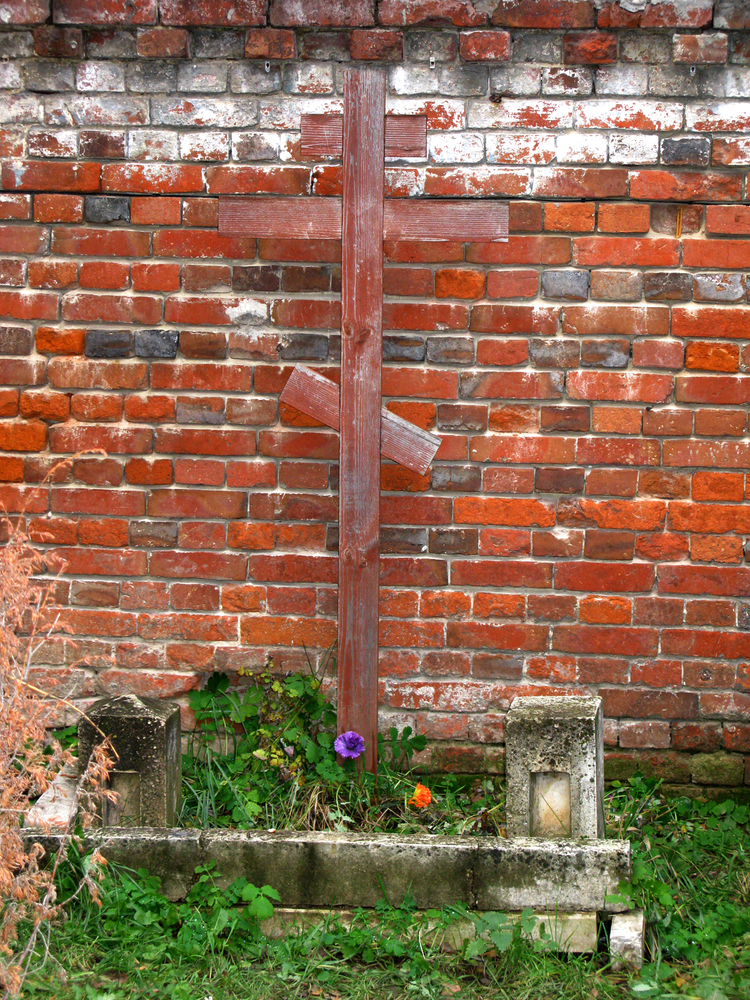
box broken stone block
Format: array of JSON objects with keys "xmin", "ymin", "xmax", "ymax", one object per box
[
  {"xmin": 78, "ymin": 694, "xmax": 181, "ymax": 827},
  {"xmin": 610, "ymin": 910, "xmax": 645, "ymax": 970},
  {"xmin": 505, "ymin": 696, "xmax": 604, "ymax": 839}
]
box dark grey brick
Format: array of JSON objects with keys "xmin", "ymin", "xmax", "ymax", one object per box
[
  {"xmin": 0, "ymin": 31, "xmax": 33, "ymax": 59},
  {"xmin": 84, "ymin": 196, "xmax": 130, "ymax": 224},
  {"xmin": 85, "ymin": 330, "xmax": 133, "ymax": 358},
  {"xmin": 530, "ymin": 339, "xmax": 580, "ymax": 369},
  {"xmin": 383, "ymin": 335, "xmax": 425, "ymax": 362},
  {"xmin": 175, "ymin": 397, "xmax": 225, "ymax": 425},
  {"xmin": 644, "ymin": 271, "xmax": 693, "ymax": 301},
  {"xmin": 693, "ymin": 272, "xmax": 744, "ymax": 303},
  {"xmin": 661, "ymin": 136, "xmax": 711, "ymax": 166},
  {"xmin": 541, "ymin": 269, "xmax": 589, "ymax": 301},
  {"xmin": 191, "ymin": 28, "xmax": 245, "ymax": 58},
  {"xmin": 0, "ymin": 327, "xmax": 33, "ymax": 355},
  {"xmin": 580, "ymin": 339, "xmax": 630, "ymax": 368},
  {"xmin": 380, "ymin": 527, "xmax": 428, "ymax": 554},
  {"xmin": 135, "ymin": 329, "xmax": 179, "ymax": 358},
  {"xmin": 431, "ymin": 465, "xmax": 482, "ymax": 492},
  {"xmin": 426, "ymin": 337, "xmax": 474, "ymax": 365},
  {"xmin": 511, "ymin": 31, "xmax": 561, "ymax": 63},
  {"xmin": 437, "ymin": 402, "xmax": 488, "ymax": 432},
  {"xmin": 472, "ymin": 653, "xmax": 523, "ymax": 679},
  {"xmin": 233, "ymin": 265, "xmax": 281, "ymax": 291},
  {"xmin": 24, "ymin": 59, "xmax": 74, "ymax": 92},
  {"xmin": 127, "ymin": 62, "xmax": 177, "ymax": 93},
  {"xmin": 279, "ymin": 333, "xmax": 329, "ymax": 361},
  {"xmin": 438, "ymin": 64, "xmax": 488, "ymax": 96},
  {"xmin": 299, "ymin": 31, "xmax": 351, "ymax": 61},
  {"xmin": 87, "ymin": 28, "xmax": 136, "ymax": 58},
  {"xmin": 738, "ymin": 603, "xmax": 750, "ymax": 631},
  {"xmin": 429, "ymin": 527, "xmax": 478, "ymax": 555},
  {"xmin": 130, "ymin": 521, "xmax": 179, "ymax": 548},
  {"xmin": 230, "ymin": 63, "xmax": 282, "ymax": 94},
  {"xmin": 406, "ymin": 30, "xmax": 458, "ymax": 62}
]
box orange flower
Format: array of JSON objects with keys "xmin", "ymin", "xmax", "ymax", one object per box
[{"xmin": 408, "ymin": 782, "xmax": 432, "ymax": 809}]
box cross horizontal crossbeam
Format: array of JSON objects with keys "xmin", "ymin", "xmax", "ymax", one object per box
[{"xmin": 219, "ymin": 196, "xmax": 509, "ymax": 243}]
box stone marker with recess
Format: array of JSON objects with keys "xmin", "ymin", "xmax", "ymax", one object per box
[
  {"xmin": 505, "ymin": 695, "xmax": 605, "ymax": 840},
  {"xmin": 78, "ymin": 694, "xmax": 181, "ymax": 827}
]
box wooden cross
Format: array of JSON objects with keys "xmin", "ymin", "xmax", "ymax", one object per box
[{"xmin": 219, "ymin": 68, "xmax": 508, "ymax": 772}]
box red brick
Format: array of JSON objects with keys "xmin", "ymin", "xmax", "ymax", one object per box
[
  {"xmin": 0, "ymin": 0, "xmax": 49, "ymax": 24},
  {"xmin": 451, "ymin": 559, "xmax": 552, "ymax": 589},
  {"xmin": 533, "ymin": 168, "xmax": 627, "ymax": 199},
  {"xmin": 685, "ymin": 341, "xmax": 739, "ymax": 372},
  {"xmin": 2, "ymin": 161, "xmax": 100, "ymax": 193},
  {"xmin": 54, "ymin": 0, "xmax": 156, "ymax": 22},
  {"xmin": 34, "ymin": 194, "xmax": 83, "ymax": 224},
  {"xmin": 36, "ymin": 326, "xmax": 85, "ymax": 355},
  {"xmin": 19, "ymin": 390, "xmax": 68, "ymax": 423},
  {"xmin": 659, "ymin": 565, "xmax": 750, "ymax": 598},
  {"xmin": 574, "ymin": 237, "xmax": 679, "ymax": 267},
  {"xmin": 205, "ymin": 165, "xmax": 310, "ymax": 195},
  {"xmin": 567, "ymin": 371, "xmax": 672, "ymax": 403},
  {"xmin": 131, "ymin": 196, "xmax": 182, "ymax": 226},
  {"xmin": 245, "ymin": 27, "xmax": 295, "ymax": 58},
  {"xmin": 52, "ymin": 227, "xmax": 150, "ymax": 258},
  {"xmin": 564, "ymin": 304, "xmax": 669, "ymax": 337},
  {"xmin": 73, "ymin": 457, "xmax": 123, "ymax": 486},
  {"xmin": 473, "ymin": 436, "xmax": 573, "ymax": 464},
  {"xmin": 49, "ymin": 425, "xmax": 152, "ymax": 455},
  {"xmin": 467, "ymin": 236, "xmax": 570, "ymax": 265},
  {"xmin": 379, "ymin": 0, "xmax": 484, "ymax": 26},
  {"xmin": 447, "ymin": 621, "xmax": 547, "ymax": 652},
  {"xmin": 563, "ymin": 31, "xmax": 616, "ymax": 63},
  {"xmin": 673, "ymin": 33, "xmax": 728, "ymax": 64},
  {"xmin": 642, "ymin": 408, "xmax": 691, "ymax": 436},
  {"xmin": 136, "ymin": 26, "xmax": 189, "ymax": 56},
  {"xmin": 132, "ymin": 262, "xmax": 180, "ymax": 292},
  {"xmin": 0, "ymin": 290, "xmax": 57, "ymax": 321},
  {"xmin": 633, "ymin": 339, "xmax": 685, "ymax": 370},
  {"xmin": 486, "ymin": 269, "xmax": 538, "ymax": 298},
  {"xmin": 592, "ymin": 406, "xmax": 642, "ymax": 435},
  {"xmin": 0, "ymin": 194, "xmax": 31, "ymax": 220},
  {"xmin": 459, "ymin": 29, "xmax": 510, "ymax": 60},
  {"xmin": 642, "ymin": 1, "xmax": 714, "ymax": 28},
  {"xmin": 683, "ymin": 240, "xmax": 750, "ymax": 268},
  {"xmin": 692, "ymin": 471, "xmax": 744, "ymax": 502},
  {"xmin": 102, "ymin": 163, "xmax": 203, "ymax": 194},
  {"xmin": 62, "ymin": 292, "xmax": 160, "ymax": 325},
  {"xmin": 491, "ymin": 0, "xmax": 595, "ymax": 28},
  {"xmin": 631, "ymin": 170, "xmax": 741, "ymax": 203},
  {"xmin": 691, "ymin": 534, "xmax": 743, "ymax": 564},
  {"xmin": 350, "ymin": 28, "xmax": 402, "ymax": 60},
  {"xmin": 664, "ymin": 439, "xmax": 750, "ymax": 468},
  {"xmin": 434, "ymin": 268, "xmax": 486, "ymax": 299},
  {"xmin": 544, "ymin": 202, "xmax": 595, "ymax": 232},
  {"xmin": 425, "ymin": 167, "xmax": 530, "ymax": 198},
  {"xmin": 476, "ymin": 339, "xmax": 528, "ymax": 366},
  {"xmin": 28, "ymin": 259, "xmax": 78, "ymax": 289},
  {"xmin": 469, "ymin": 304, "xmax": 558, "ymax": 335},
  {"xmin": 78, "ymin": 260, "xmax": 129, "ymax": 291},
  {"xmin": 597, "ymin": 203, "xmax": 650, "ymax": 233}
]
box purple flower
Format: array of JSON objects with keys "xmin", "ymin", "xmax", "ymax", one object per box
[{"xmin": 334, "ymin": 731, "xmax": 365, "ymax": 759}]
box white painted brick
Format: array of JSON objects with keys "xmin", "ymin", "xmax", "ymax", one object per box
[
  {"xmin": 258, "ymin": 97, "xmax": 343, "ymax": 129},
  {"xmin": 609, "ymin": 133, "xmax": 659, "ymax": 164},
  {"xmin": 179, "ymin": 131, "xmax": 230, "ymax": 161},
  {"xmin": 76, "ymin": 61, "xmax": 126, "ymax": 93},
  {"xmin": 0, "ymin": 62, "xmax": 23, "ymax": 89},
  {"xmin": 178, "ymin": 61, "xmax": 229, "ymax": 94},
  {"xmin": 389, "ymin": 65, "xmax": 439, "ymax": 96},
  {"xmin": 486, "ymin": 132, "xmax": 557, "ymax": 164},
  {"xmin": 283, "ymin": 62, "xmax": 335, "ymax": 95},
  {"xmin": 128, "ymin": 129, "xmax": 179, "ymax": 161},
  {"xmin": 468, "ymin": 98, "xmax": 574, "ymax": 129},
  {"xmin": 542, "ymin": 67, "xmax": 593, "ymax": 97},
  {"xmin": 557, "ymin": 132, "xmax": 608, "ymax": 164},
  {"xmin": 490, "ymin": 65, "xmax": 541, "ymax": 96},
  {"xmin": 576, "ymin": 99, "xmax": 684, "ymax": 131},
  {"xmin": 429, "ymin": 132, "xmax": 484, "ymax": 164},
  {"xmin": 595, "ymin": 65, "xmax": 648, "ymax": 97}
]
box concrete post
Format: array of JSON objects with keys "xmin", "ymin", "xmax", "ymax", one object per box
[
  {"xmin": 505, "ymin": 696, "xmax": 604, "ymax": 840},
  {"xmin": 78, "ymin": 694, "xmax": 181, "ymax": 827}
]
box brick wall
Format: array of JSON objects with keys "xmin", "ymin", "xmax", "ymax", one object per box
[{"xmin": 3, "ymin": 0, "xmax": 750, "ymax": 790}]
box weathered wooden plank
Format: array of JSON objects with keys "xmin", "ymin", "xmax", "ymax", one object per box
[
  {"xmin": 301, "ymin": 114, "xmax": 427, "ymax": 158},
  {"xmin": 280, "ymin": 364, "xmax": 441, "ymax": 475},
  {"xmin": 218, "ymin": 196, "xmax": 341, "ymax": 239},
  {"xmin": 338, "ymin": 67, "xmax": 385, "ymax": 773},
  {"xmin": 385, "ymin": 199, "xmax": 509, "ymax": 241}
]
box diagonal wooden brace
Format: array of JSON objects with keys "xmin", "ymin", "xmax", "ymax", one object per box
[{"xmin": 280, "ymin": 365, "xmax": 441, "ymax": 477}]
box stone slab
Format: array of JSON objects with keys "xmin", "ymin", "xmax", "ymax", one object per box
[
  {"xmin": 610, "ymin": 910, "xmax": 645, "ymax": 970},
  {"xmin": 24, "ymin": 765, "xmax": 78, "ymax": 830},
  {"xmin": 24, "ymin": 828, "xmax": 630, "ymax": 913}
]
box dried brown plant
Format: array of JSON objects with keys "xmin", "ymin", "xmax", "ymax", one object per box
[{"xmin": 0, "ymin": 516, "xmax": 113, "ymax": 996}]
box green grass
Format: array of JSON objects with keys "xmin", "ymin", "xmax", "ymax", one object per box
[{"xmin": 15, "ymin": 778, "xmax": 750, "ymax": 1000}]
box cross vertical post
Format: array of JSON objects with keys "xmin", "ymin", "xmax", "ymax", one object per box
[
  {"xmin": 338, "ymin": 68, "xmax": 386, "ymax": 773},
  {"xmin": 217, "ymin": 74, "xmax": 507, "ymax": 772}
]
